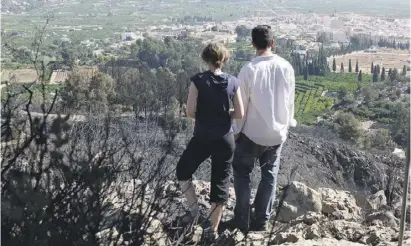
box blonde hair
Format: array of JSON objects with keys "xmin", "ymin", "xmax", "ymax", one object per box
[{"xmin": 201, "ymin": 42, "xmax": 230, "ymax": 68}]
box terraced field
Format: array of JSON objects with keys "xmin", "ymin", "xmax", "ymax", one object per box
[
  {"xmin": 294, "ymin": 73, "xmax": 372, "ymax": 124},
  {"xmin": 294, "ymin": 82, "xmax": 333, "ymax": 116}
]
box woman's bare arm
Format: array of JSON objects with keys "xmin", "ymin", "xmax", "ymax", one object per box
[{"xmin": 186, "ymin": 82, "xmax": 197, "ymax": 118}]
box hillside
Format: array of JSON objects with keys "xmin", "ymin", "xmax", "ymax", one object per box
[{"xmin": 188, "ymin": 125, "xmax": 402, "ymax": 197}]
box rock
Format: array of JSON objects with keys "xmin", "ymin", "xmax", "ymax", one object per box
[
  {"xmin": 271, "ymin": 232, "xmax": 300, "ymax": 244},
  {"xmin": 96, "ymin": 228, "xmax": 119, "ymax": 240},
  {"xmin": 277, "ymin": 202, "xmax": 298, "ymax": 222},
  {"xmin": 365, "ymin": 211, "xmax": 398, "ymax": 228},
  {"xmin": 192, "ymin": 226, "xmax": 203, "ymax": 242},
  {"xmin": 394, "ymin": 202, "xmax": 411, "ymax": 223},
  {"xmin": 319, "ymin": 188, "xmax": 362, "ymax": 220},
  {"xmin": 193, "ymin": 180, "xmax": 210, "ymax": 196},
  {"xmin": 329, "ymin": 220, "xmax": 365, "ymax": 242},
  {"xmin": 276, "ymin": 182, "xmax": 322, "ymax": 222},
  {"xmin": 146, "ymin": 218, "xmax": 162, "ymax": 234},
  {"xmin": 269, "ymin": 238, "xmax": 368, "ymax": 246},
  {"xmin": 367, "ymin": 191, "xmax": 387, "ymax": 210},
  {"xmin": 234, "ymin": 231, "xmax": 246, "ymax": 242},
  {"xmin": 301, "ymin": 212, "xmax": 324, "ymax": 225},
  {"xmin": 353, "ymin": 193, "xmax": 374, "ymax": 211},
  {"xmin": 365, "ymin": 229, "xmax": 393, "ymax": 246},
  {"xmin": 304, "ymin": 224, "xmax": 321, "ymax": 239},
  {"xmin": 248, "ymin": 232, "xmax": 265, "ymax": 241}
]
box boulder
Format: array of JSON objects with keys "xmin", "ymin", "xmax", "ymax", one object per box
[
  {"xmin": 365, "ymin": 211, "xmax": 398, "ymax": 228},
  {"xmin": 276, "ymin": 182, "xmax": 322, "ymax": 222},
  {"xmin": 319, "ymin": 188, "xmax": 362, "ymax": 220}
]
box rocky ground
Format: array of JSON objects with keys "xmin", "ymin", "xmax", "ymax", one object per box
[
  {"xmin": 98, "ymin": 178, "xmax": 410, "ymax": 246},
  {"xmin": 92, "ymin": 126, "xmax": 408, "ymax": 245}
]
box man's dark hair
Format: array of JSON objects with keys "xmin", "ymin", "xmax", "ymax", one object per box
[{"xmin": 252, "ymin": 25, "xmax": 274, "ymax": 50}]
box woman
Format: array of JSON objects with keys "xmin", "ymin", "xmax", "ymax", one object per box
[{"xmin": 176, "ymin": 42, "xmax": 244, "ymax": 242}]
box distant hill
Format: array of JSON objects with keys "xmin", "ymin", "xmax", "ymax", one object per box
[
  {"xmin": 1, "ymin": 0, "xmax": 46, "ymax": 13},
  {"xmin": 2, "ymin": 0, "xmax": 409, "ymax": 18}
]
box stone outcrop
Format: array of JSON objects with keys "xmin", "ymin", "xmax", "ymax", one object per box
[
  {"xmin": 276, "ymin": 181, "xmax": 322, "ymax": 222},
  {"xmin": 95, "ymin": 179, "xmax": 409, "ymax": 246}
]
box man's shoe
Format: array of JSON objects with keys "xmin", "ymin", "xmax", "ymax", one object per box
[
  {"xmin": 224, "ymin": 218, "xmax": 249, "ymax": 233},
  {"xmin": 249, "ymin": 220, "xmax": 268, "ymax": 232}
]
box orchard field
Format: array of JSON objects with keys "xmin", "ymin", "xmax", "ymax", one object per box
[{"xmin": 294, "ymin": 73, "xmax": 372, "ymax": 124}]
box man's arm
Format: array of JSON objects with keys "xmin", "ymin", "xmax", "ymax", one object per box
[
  {"xmin": 288, "ymin": 67, "xmax": 297, "ymax": 127},
  {"xmin": 231, "ymin": 87, "xmax": 245, "ymax": 119},
  {"xmin": 233, "ymin": 66, "xmax": 250, "ymax": 135}
]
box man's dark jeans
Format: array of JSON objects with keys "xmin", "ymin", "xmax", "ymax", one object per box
[{"xmin": 232, "ymin": 133, "xmax": 282, "ymax": 228}]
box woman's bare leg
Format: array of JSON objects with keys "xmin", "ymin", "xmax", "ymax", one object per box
[
  {"xmin": 210, "ymin": 202, "xmax": 224, "ymax": 231},
  {"xmin": 180, "ymin": 181, "xmax": 199, "ymax": 217}
]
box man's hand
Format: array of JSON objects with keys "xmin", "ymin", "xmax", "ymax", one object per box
[{"xmin": 234, "ymin": 134, "xmax": 240, "ymax": 141}]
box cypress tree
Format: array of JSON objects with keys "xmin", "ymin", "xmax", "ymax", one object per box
[
  {"xmin": 371, "ymin": 62, "xmax": 374, "ymax": 73},
  {"xmin": 391, "ymin": 68, "xmax": 398, "ymax": 81},
  {"xmin": 373, "ymin": 66, "xmax": 378, "ymax": 82},
  {"xmin": 376, "ymin": 64, "xmax": 380, "ymax": 74},
  {"xmin": 304, "ymin": 66, "xmax": 308, "ymax": 80},
  {"xmin": 332, "ymin": 58, "xmax": 336, "ymax": 72},
  {"xmin": 381, "ymin": 67, "xmax": 386, "ymax": 81},
  {"xmin": 388, "ymin": 68, "xmax": 392, "ymax": 77},
  {"xmin": 358, "ymin": 70, "xmax": 362, "ymax": 82},
  {"xmin": 340, "ymin": 62, "xmax": 344, "ymax": 73},
  {"xmin": 355, "ymin": 60, "xmax": 359, "ymax": 73},
  {"xmin": 403, "ymin": 65, "xmax": 407, "ymax": 76},
  {"xmin": 348, "ymin": 59, "xmax": 352, "ymax": 73}
]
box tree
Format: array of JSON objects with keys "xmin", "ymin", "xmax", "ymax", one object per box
[
  {"xmin": 334, "ymin": 112, "xmax": 363, "ymax": 141},
  {"xmin": 363, "ymin": 86, "xmax": 378, "ymax": 104},
  {"xmin": 302, "ymin": 67, "xmax": 307, "ymax": 80},
  {"xmin": 402, "ymin": 65, "xmax": 407, "ymax": 76},
  {"xmin": 376, "ymin": 64, "xmax": 380, "ymax": 74},
  {"xmin": 235, "ymin": 25, "xmax": 250, "ymax": 40},
  {"xmin": 381, "ymin": 67, "xmax": 386, "ymax": 81},
  {"xmin": 371, "ymin": 62, "xmax": 374, "ymax": 73},
  {"xmin": 340, "ymin": 62, "xmax": 344, "ymax": 73},
  {"xmin": 358, "ymin": 70, "xmax": 362, "ymax": 82},
  {"xmin": 61, "ymin": 69, "xmax": 116, "ymax": 113},
  {"xmin": 390, "ymin": 68, "xmax": 399, "ymax": 82},
  {"xmin": 332, "ymin": 58, "xmax": 336, "ymax": 72},
  {"xmin": 355, "ymin": 60, "xmax": 359, "ymax": 73},
  {"xmin": 338, "ymin": 86, "xmax": 349, "ymax": 98},
  {"xmin": 348, "ymin": 59, "xmax": 352, "ymax": 72},
  {"xmin": 391, "ymin": 101, "xmax": 409, "ymax": 147},
  {"xmin": 364, "ymin": 129, "xmax": 394, "ymax": 150},
  {"xmin": 372, "ymin": 66, "xmax": 378, "ymax": 82}
]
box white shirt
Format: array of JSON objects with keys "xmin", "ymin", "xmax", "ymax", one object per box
[{"xmin": 234, "ymin": 54, "xmax": 297, "ymax": 146}]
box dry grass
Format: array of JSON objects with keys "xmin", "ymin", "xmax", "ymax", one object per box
[
  {"xmin": 1, "ymin": 69, "xmax": 38, "ymax": 83},
  {"xmin": 329, "ymin": 48, "xmax": 410, "ymax": 74}
]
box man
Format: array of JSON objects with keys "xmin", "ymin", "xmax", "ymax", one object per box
[{"xmin": 226, "ymin": 25, "xmax": 296, "ymax": 232}]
